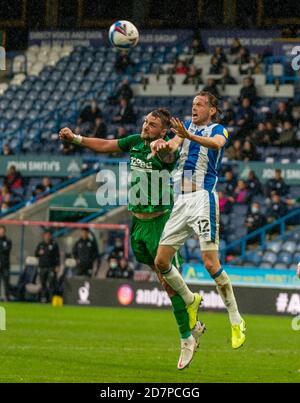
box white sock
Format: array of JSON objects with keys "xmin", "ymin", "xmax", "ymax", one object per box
[
  {"xmin": 214, "ymin": 270, "xmax": 242, "ymax": 325},
  {"xmin": 162, "ymin": 265, "xmax": 194, "ymax": 306}
]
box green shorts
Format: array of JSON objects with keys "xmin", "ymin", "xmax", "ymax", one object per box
[{"xmin": 130, "ymin": 211, "xmax": 183, "ymax": 268}]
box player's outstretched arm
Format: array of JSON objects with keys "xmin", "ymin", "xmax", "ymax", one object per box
[
  {"xmin": 59, "ymin": 127, "xmax": 122, "ymax": 154},
  {"xmin": 171, "ymin": 118, "xmax": 225, "ymax": 151}
]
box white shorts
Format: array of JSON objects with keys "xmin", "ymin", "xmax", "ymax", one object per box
[{"xmin": 159, "ymin": 189, "xmax": 219, "ymax": 252}]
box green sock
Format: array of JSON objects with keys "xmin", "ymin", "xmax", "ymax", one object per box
[{"xmin": 170, "ymin": 294, "xmax": 191, "ymax": 339}]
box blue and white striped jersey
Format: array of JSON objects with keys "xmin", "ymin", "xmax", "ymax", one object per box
[{"xmin": 173, "ymin": 120, "xmax": 229, "ymax": 193}]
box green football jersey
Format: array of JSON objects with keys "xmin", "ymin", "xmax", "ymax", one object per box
[{"xmin": 118, "ymin": 134, "xmax": 178, "ymax": 213}]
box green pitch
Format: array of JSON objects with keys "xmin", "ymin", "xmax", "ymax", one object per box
[{"xmin": 0, "ymin": 303, "xmax": 299, "ymax": 383}]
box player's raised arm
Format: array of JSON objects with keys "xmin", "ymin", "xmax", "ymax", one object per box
[
  {"xmin": 171, "ymin": 118, "xmax": 226, "ymax": 151},
  {"xmin": 59, "ymin": 127, "xmax": 122, "ymax": 154}
]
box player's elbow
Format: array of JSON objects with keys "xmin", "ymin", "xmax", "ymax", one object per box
[{"xmin": 213, "ymin": 142, "xmax": 223, "ymax": 151}]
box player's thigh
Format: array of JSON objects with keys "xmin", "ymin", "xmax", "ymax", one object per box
[
  {"xmin": 159, "ymin": 197, "xmax": 193, "ymax": 252},
  {"xmin": 190, "ymin": 190, "xmax": 220, "ymax": 244},
  {"xmin": 130, "ymin": 219, "xmax": 154, "ymax": 265}
]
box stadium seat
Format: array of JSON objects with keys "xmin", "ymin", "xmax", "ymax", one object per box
[
  {"xmin": 277, "ymin": 252, "xmax": 292, "ymax": 265},
  {"xmin": 266, "ymin": 241, "xmax": 282, "ymax": 254},
  {"xmin": 262, "ymin": 251, "xmax": 277, "ymax": 265},
  {"xmin": 281, "ymin": 241, "xmax": 297, "ymax": 254}
]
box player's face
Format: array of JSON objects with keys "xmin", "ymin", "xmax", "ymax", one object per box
[
  {"xmin": 141, "ymin": 113, "xmax": 166, "ymax": 141},
  {"xmin": 192, "ymin": 96, "xmax": 215, "ymax": 125}
]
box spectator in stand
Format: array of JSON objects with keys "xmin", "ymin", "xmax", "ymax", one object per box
[
  {"xmin": 266, "ymin": 193, "xmax": 288, "ymax": 222},
  {"xmin": 264, "ymin": 121, "xmax": 279, "ymax": 143},
  {"xmin": 234, "ymin": 46, "xmax": 250, "ymax": 65},
  {"xmin": 92, "ymin": 116, "xmax": 108, "ymax": 139},
  {"xmin": 4, "ymin": 165, "xmax": 24, "ymax": 193},
  {"xmin": 230, "ymin": 38, "xmax": 242, "ymax": 55},
  {"xmin": 225, "ymin": 138, "xmax": 243, "ymax": 160},
  {"xmin": 77, "ymin": 100, "xmax": 103, "ymax": 129},
  {"xmin": 241, "ymin": 140, "xmax": 259, "ymax": 161},
  {"xmin": 0, "ymin": 202, "xmax": 10, "ymax": 214},
  {"xmin": 106, "ymin": 257, "xmax": 120, "ymax": 278},
  {"xmin": 246, "ymin": 170, "xmax": 263, "ymax": 198},
  {"xmin": 218, "ymin": 190, "xmax": 233, "ymax": 214},
  {"xmin": 112, "ymin": 98, "xmax": 136, "ymax": 124},
  {"xmin": 60, "ymin": 142, "xmax": 75, "ymax": 155},
  {"xmin": 240, "ymin": 77, "xmax": 257, "ymax": 104},
  {"xmin": 236, "ymin": 97, "xmax": 255, "ymax": 138},
  {"xmin": 253, "ymin": 122, "xmax": 272, "ymax": 146},
  {"xmin": 109, "ymin": 237, "xmax": 124, "ymax": 259},
  {"xmin": 203, "ymin": 78, "xmax": 219, "ymax": 97},
  {"xmin": 218, "ymin": 66, "xmax": 237, "ymax": 86},
  {"xmin": 233, "ymin": 180, "xmax": 249, "ymax": 204},
  {"xmin": 209, "ymin": 56, "xmax": 222, "ymax": 74},
  {"xmin": 112, "ymin": 79, "xmax": 133, "ymax": 103},
  {"xmin": 33, "ymin": 177, "xmax": 53, "ymax": 199},
  {"xmin": 274, "ymin": 101, "xmax": 293, "ymax": 125},
  {"xmin": 274, "ymin": 120, "xmax": 295, "ymax": 146},
  {"xmin": 220, "ymin": 100, "xmax": 235, "ymax": 126},
  {"xmin": 182, "ymin": 65, "xmax": 202, "ymax": 85},
  {"xmin": 265, "ymin": 169, "xmax": 289, "ymax": 197},
  {"xmin": 213, "ymin": 46, "xmax": 227, "ymax": 68},
  {"xmin": 224, "ymin": 170, "xmax": 238, "ymax": 194},
  {"xmin": 0, "ymin": 185, "xmax": 13, "ymax": 207},
  {"xmin": 2, "ymin": 144, "xmax": 13, "ymax": 155},
  {"xmin": 248, "ymin": 57, "xmax": 262, "ymax": 74},
  {"xmin": 115, "ymin": 50, "xmax": 135, "ymax": 74},
  {"xmin": 190, "ymin": 38, "xmax": 202, "ymax": 55},
  {"xmin": 245, "ymin": 202, "xmax": 267, "ymax": 234},
  {"xmin": 117, "ymin": 258, "xmax": 134, "ymax": 280},
  {"xmin": 175, "ymin": 60, "xmax": 188, "ymax": 75}
]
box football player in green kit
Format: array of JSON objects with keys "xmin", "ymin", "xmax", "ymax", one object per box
[{"xmin": 59, "ymin": 108, "xmax": 204, "ymax": 370}]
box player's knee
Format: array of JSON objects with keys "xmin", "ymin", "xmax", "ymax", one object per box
[{"xmin": 154, "ymin": 255, "xmax": 169, "ymax": 272}]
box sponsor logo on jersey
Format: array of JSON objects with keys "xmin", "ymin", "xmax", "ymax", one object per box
[{"xmin": 130, "ymin": 157, "xmax": 152, "ymax": 170}]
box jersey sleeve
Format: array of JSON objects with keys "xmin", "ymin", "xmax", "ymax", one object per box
[
  {"xmin": 117, "ymin": 134, "xmax": 140, "ymax": 152},
  {"xmin": 211, "ymin": 124, "xmax": 229, "ymax": 142}
]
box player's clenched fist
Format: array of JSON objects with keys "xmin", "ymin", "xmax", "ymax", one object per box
[{"xmin": 59, "ymin": 127, "xmax": 75, "ymax": 142}]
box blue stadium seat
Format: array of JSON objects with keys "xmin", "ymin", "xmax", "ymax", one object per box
[
  {"xmin": 266, "ymin": 241, "xmax": 282, "ymax": 254},
  {"xmin": 277, "ymin": 252, "xmax": 293, "ymax": 265},
  {"xmin": 282, "ymin": 241, "xmax": 297, "ymax": 254},
  {"xmin": 262, "ymin": 251, "xmax": 277, "ymax": 265},
  {"xmin": 245, "ymin": 251, "xmax": 262, "ymax": 266}
]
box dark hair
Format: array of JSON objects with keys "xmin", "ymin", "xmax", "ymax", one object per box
[
  {"xmin": 195, "ymin": 91, "xmax": 222, "ymax": 122},
  {"xmin": 0, "ymin": 225, "xmax": 6, "ymax": 231},
  {"xmin": 151, "ymin": 108, "xmax": 171, "ymax": 129}
]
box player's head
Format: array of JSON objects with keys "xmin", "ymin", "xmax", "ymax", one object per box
[
  {"xmin": 192, "ymin": 91, "xmax": 221, "ymax": 125},
  {"xmin": 141, "ymin": 108, "xmax": 171, "ymax": 141}
]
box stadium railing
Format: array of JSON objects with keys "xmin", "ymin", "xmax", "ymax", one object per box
[{"xmin": 0, "ymin": 167, "xmax": 97, "ymax": 218}]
